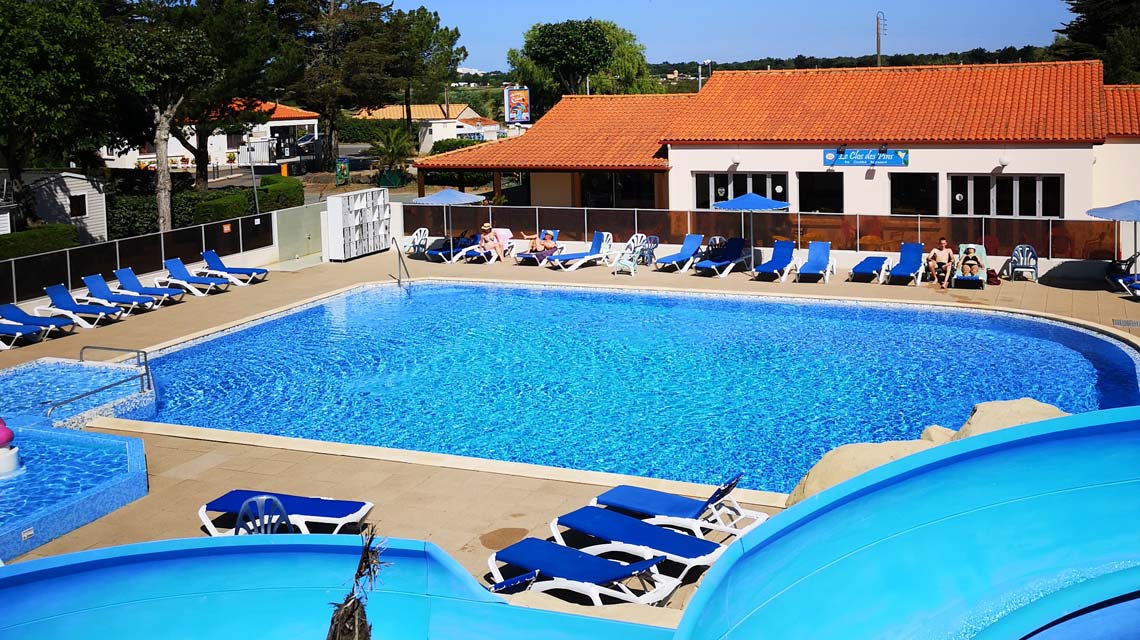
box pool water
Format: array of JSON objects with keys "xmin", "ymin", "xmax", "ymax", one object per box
[
  {"xmin": 0, "ymin": 360, "xmax": 142, "ymax": 420},
  {"xmin": 149, "ymin": 283, "xmax": 1140, "ymax": 492}
]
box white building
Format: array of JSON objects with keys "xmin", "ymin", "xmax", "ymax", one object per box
[
  {"xmin": 102, "ymin": 102, "xmax": 319, "ymax": 170},
  {"xmin": 0, "ymin": 171, "xmax": 109, "ymax": 242}
]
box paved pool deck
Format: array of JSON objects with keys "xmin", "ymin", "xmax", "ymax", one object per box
[{"xmin": 4, "ymin": 249, "xmax": 1140, "ymax": 625}]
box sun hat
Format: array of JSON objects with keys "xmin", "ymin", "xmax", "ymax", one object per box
[{"xmin": 480, "ymin": 222, "xmax": 492, "ymax": 231}]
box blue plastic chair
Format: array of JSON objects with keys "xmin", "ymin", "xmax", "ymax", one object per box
[
  {"xmin": 753, "ymin": 240, "xmax": 795, "ymax": 282},
  {"xmin": 848, "ymin": 256, "xmax": 889, "ymax": 283},
  {"xmin": 1009, "ymin": 244, "xmax": 1039, "ymax": 282},
  {"xmin": 654, "ymin": 233, "xmax": 705, "ymax": 273},
  {"xmin": 234, "ymin": 495, "xmax": 293, "ymax": 535},
  {"xmin": 640, "ymin": 236, "xmax": 660, "ymax": 265},
  {"xmin": 887, "ymin": 242, "xmax": 925, "ymax": 286}
]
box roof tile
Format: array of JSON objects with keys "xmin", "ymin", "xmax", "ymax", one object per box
[
  {"xmin": 358, "ymin": 104, "xmax": 472, "ymax": 120},
  {"xmin": 1106, "ymin": 85, "xmax": 1140, "ymax": 137}
]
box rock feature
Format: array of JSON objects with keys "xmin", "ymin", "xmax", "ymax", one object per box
[
  {"xmin": 950, "ymin": 398, "xmax": 1070, "ymax": 442},
  {"xmin": 920, "ymin": 425, "xmax": 955, "ymax": 444},
  {"xmin": 785, "ymin": 440, "xmax": 935, "ymax": 507}
]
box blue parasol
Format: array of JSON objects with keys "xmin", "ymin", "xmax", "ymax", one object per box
[
  {"xmin": 710, "ymin": 193, "xmax": 791, "ymax": 263},
  {"xmin": 412, "ymin": 188, "xmax": 485, "ymax": 205},
  {"xmin": 1088, "ymin": 201, "xmax": 1140, "ymax": 279}
]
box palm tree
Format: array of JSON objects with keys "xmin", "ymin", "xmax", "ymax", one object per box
[{"xmin": 370, "ymin": 128, "xmax": 414, "ymax": 172}]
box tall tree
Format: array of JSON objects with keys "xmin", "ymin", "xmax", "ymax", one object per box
[
  {"xmin": 522, "ymin": 19, "xmax": 614, "ymax": 96},
  {"xmin": 0, "ymin": 0, "xmax": 128, "ymax": 227},
  {"xmin": 586, "ymin": 21, "xmax": 662, "ymax": 95},
  {"xmin": 171, "ymin": 0, "xmax": 288, "ymax": 191},
  {"xmin": 1056, "ymin": 0, "xmax": 1140, "ymax": 82},
  {"xmin": 506, "ymin": 30, "xmax": 560, "ymax": 119},
  {"xmin": 280, "ymin": 0, "xmax": 401, "ymax": 171},
  {"xmin": 121, "ymin": 4, "xmax": 217, "ymax": 231},
  {"xmin": 390, "ymin": 8, "xmax": 467, "ymax": 133}
]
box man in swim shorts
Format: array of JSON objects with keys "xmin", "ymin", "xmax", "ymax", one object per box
[{"xmin": 927, "ymin": 237, "xmax": 956, "ymax": 289}]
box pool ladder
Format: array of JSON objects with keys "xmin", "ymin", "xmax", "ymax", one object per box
[
  {"xmin": 391, "ymin": 238, "xmax": 411, "ymax": 288},
  {"xmin": 45, "ymin": 346, "xmax": 154, "ymax": 417}
]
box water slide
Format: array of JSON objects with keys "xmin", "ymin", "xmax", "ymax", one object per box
[{"xmin": 3, "ymin": 408, "xmax": 1140, "ymax": 638}]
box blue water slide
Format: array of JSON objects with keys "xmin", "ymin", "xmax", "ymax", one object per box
[{"xmin": 675, "ymin": 406, "xmax": 1140, "ymax": 640}]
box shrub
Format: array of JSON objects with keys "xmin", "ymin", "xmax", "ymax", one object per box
[
  {"xmin": 428, "ymin": 138, "xmax": 483, "ymax": 155},
  {"xmin": 0, "ymin": 224, "xmax": 79, "ymax": 259},
  {"xmin": 336, "ymin": 113, "xmax": 406, "ymax": 143},
  {"xmin": 424, "ymin": 138, "xmax": 492, "ymax": 187},
  {"xmin": 193, "ymin": 193, "xmax": 250, "ymax": 225},
  {"xmin": 106, "ymin": 168, "xmax": 194, "ymax": 196},
  {"xmin": 257, "ymin": 176, "xmax": 304, "ymax": 211},
  {"xmin": 106, "ymin": 194, "xmax": 159, "ymax": 239}
]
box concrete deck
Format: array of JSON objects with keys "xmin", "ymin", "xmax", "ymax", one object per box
[{"xmin": 5, "ymin": 249, "xmax": 1140, "ymax": 623}]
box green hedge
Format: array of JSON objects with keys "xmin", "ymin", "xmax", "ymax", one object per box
[
  {"xmin": 424, "ymin": 138, "xmax": 492, "ymax": 187},
  {"xmin": 107, "ymin": 178, "xmax": 302, "ymax": 238},
  {"xmin": 256, "ymin": 176, "xmax": 304, "ymax": 211},
  {"xmin": 336, "ymin": 113, "xmax": 406, "ymax": 143},
  {"xmin": 0, "ymin": 224, "xmax": 79, "ymax": 259},
  {"xmin": 107, "ymin": 194, "xmax": 159, "ymax": 239},
  {"xmin": 193, "ymin": 193, "xmax": 250, "ymax": 225}
]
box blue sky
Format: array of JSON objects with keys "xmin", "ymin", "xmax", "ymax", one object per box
[{"xmin": 391, "ymin": 0, "xmax": 1075, "ymax": 72}]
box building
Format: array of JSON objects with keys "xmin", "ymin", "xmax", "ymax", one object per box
[
  {"xmin": 0, "ymin": 171, "xmax": 109, "ymax": 242},
  {"xmin": 102, "ymin": 102, "xmax": 320, "ymax": 170},
  {"xmin": 414, "ymin": 61, "xmax": 1140, "ymax": 223},
  {"xmin": 356, "ymin": 104, "xmax": 481, "ymax": 121},
  {"xmin": 357, "ymin": 104, "xmax": 506, "ymax": 154}
]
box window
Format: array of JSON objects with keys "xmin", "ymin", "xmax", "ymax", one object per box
[
  {"xmin": 226, "ymin": 132, "xmax": 244, "ymax": 149},
  {"xmin": 580, "ymin": 172, "xmax": 655, "ymax": 209},
  {"xmin": 890, "ymin": 173, "xmax": 938, "ymax": 215},
  {"xmin": 949, "ymin": 175, "xmax": 1061, "ymax": 217},
  {"xmin": 139, "ymin": 141, "xmax": 155, "ymax": 155},
  {"xmin": 797, "ymin": 172, "xmax": 844, "ymax": 213},
  {"xmin": 692, "ymin": 172, "xmax": 789, "ymax": 208},
  {"xmin": 69, "ymin": 194, "xmax": 87, "ymax": 218}
]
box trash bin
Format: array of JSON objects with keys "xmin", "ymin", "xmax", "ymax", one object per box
[{"xmin": 280, "ymin": 163, "xmax": 289, "ymax": 177}]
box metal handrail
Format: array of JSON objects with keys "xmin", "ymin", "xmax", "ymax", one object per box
[
  {"xmin": 391, "ymin": 238, "xmax": 411, "ymax": 286},
  {"xmin": 45, "ymin": 346, "xmax": 153, "ymax": 417}
]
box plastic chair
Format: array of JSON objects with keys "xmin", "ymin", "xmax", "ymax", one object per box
[
  {"xmin": 407, "ymin": 227, "xmax": 429, "ymax": 255},
  {"xmin": 234, "ymin": 495, "xmax": 293, "ymax": 535},
  {"xmin": 640, "ymin": 236, "xmax": 660, "ymax": 265},
  {"xmin": 1009, "ymin": 244, "xmax": 1039, "ymax": 282},
  {"xmin": 704, "ymin": 236, "xmax": 727, "ymax": 259}
]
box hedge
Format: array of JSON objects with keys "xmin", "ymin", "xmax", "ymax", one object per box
[
  {"xmin": 336, "ymin": 113, "xmax": 406, "ymax": 143},
  {"xmin": 0, "ymin": 224, "xmax": 79, "ymax": 260},
  {"xmin": 193, "ymin": 193, "xmax": 250, "ymax": 225},
  {"xmin": 107, "ymin": 178, "xmax": 302, "ymax": 238},
  {"xmin": 256, "ymin": 176, "xmax": 304, "ymax": 211},
  {"xmin": 106, "ymin": 168, "xmax": 195, "ymax": 196},
  {"xmin": 424, "ymin": 139, "xmax": 492, "ymax": 187}
]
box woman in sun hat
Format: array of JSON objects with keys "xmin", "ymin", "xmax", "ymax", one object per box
[{"xmin": 478, "ymin": 221, "xmax": 505, "ymax": 262}]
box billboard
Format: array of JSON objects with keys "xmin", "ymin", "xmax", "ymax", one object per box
[
  {"xmin": 504, "ymin": 87, "xmax": 531, "ymax": 123},
  {"xmin": 823, "ymin": 148, "xmax": 909, "ymax": 167}
]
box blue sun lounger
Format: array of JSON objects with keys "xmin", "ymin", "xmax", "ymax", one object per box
[
  {"xmin": 654, "ymin": 233, "xmax": 705, "ymax": 273},
  {"xmin": 112, "ymin": 268, "xmax": 186, "ymax": 305},
  {"xmin": 514, "ymin": 229, "xmax": 561, "ymax": 265},
  {"xmin": 487, "ymin": 537, "xmax": 680, "ymax": 606},
  {"xmin": 425, "ymin": 235, "xmax": 477, "ymax": 262},
  {"xmin": 35, "ymin": 284, "xmax": 123, "ymax": 329},
  {"xmin": 848, "ymin": 256, "xmax": 889, "ymax": 283},
  {"xmin": 546, "ymin": 231, "xmax": 612, "ymax": 271},
  {"xmin": 694, "ymin": 237, "xmax": 749, "ymax": 278},
  {"xmin": 0, "ymin": 303, "xmax": 76, "ymax": 336},
  {"xmin": 887, "ymin": 242, "xmax": 925, "ymax": 286},
  {"xmin": 590, "ymin": 473, "xmax": 768, "ymax": 537},
  {"xmin": 794, "ymin": 241, "xmax": 834, "ymax": 283},
  {"xmin": 156, "ymin": 259, "xmax": 231, "ymax": 296},
  {"xmin": 752, "ymin": 240, "xmax": 795, "ymax": 282},
  {"xmin": 0, "ymin": 323, "xmax": 44, "ymax": 350},
  {"xmin": 81, "ymin": 275, "xmax": 156, "ymax": 315},
  {"xmin": 198, "ymin": 249, "xmax": 269, "ymax": 286},
  {"xmin": 551, "ymin": 506, "xmax": 725, "ymax": 582},
  {"xmin": 198, "ymin": 489, "xmax": 374, "ymax": 536}
]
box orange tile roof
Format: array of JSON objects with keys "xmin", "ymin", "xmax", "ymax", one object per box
[
  {"xmin": 663, "ymin": 60, "xmax": 1107, "ymax": 145},
  {"xmin": 254, "ymin": 102, "xmax": 319, "ymax": 121},
  {"xmin": 459, "ymin": 117, "xmax": 499, "ymax": 127},
  {"xmin": 416, "ymin": 94, "xmax": 694, "ymax": 171},
  {"xmin": 357, "ymin": 104, "xmax": 473, "ymax": 120},
  {"xmin": 1105, "ymin": 86, "xmax": 1140, "ymax": 137}
]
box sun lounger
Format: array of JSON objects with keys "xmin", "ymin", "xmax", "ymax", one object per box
[
  {"xmin": 454, "ymin": 228, "xmax": 515, "ymax": 264},
  {"xmin": 156, "ymin": 258, "xmax": 231, "ymax": 296},
  {"xmin": 198, "ymin": 489, "xmax": 374, "ymax": 536},
  {"xmin": 952, "ymin": 243, "xmax": 988, "ymax": 289},
  {"xmin": 794, "ymin": 241, "xmax": 834, "ymax": 283},
  {"xmin": 547, "ymin": 231, "xmax": 613, "ymax": 271},
  {"xmin": 753, "ymin": 240, "xmax": 795, "ymax": 282},
  {"xmin": 551, "ymin": 506, "xmax": 725, "ymax": 582},
  {"xmin": 654, "ymin": 234, "xmax": 705, "ymax": 273},
  {"xmin": 0, "ymin": 303, "xmax": 76, "ymax": 337},
  {"xmin": 848, "ymin": 256, "xmax": 889, "ymax": 283},
  {"xmin": 887, "ymin": 242, "xmax": 925, "ymax": 286},
  {"xmin": 197, "ymin": 249, "xmax": 269, "ymax": 285},
  {"xmin": 487, "ymin": 537, "xmax": 680, "ymax": 606},
  {"xmin": 694, "ymin": 237, "xmax": 749, "ymax": 278},
  {"xmin": 81, "ymin": 274, "xmax": 156, "ymax": 315},
  {"xmin": 425, "ymin": 234, "xmax": 477, "ymax": 262},
  {"xmin": 0, "ymin": 323, "xmax": 44, "ymax": 350},
  {"xmin": 590, "ymin": 473, "xmax": 768, "ymax": 538},
  {"xmin": 34, "ymin": 284, "xmax": 123, "ymax": 329},
  {"xmin": 112, "ymin": 268, "xmax": 186, "ymax": 305},
  {"xmin": 515, "ymin": 229, "xmax": 561, "ymax": 265}
]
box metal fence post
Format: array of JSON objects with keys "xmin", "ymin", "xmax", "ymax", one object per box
[
  {"xmin": 583, "ymin": 207, "xmax": 588, "ymax": 238},
  {"xmin": 917, "ymin": 215, "xmax": 921, "ymax": 245},
  {"xmin": 65, "ymin": 249, "xmax": 72, "ymax": 289},
  {"xmin": 201, "ymin": 223, "xmax": 206, "ymax": 255},
  {"xmin": 238, "ymin": 215, "xmax": 245, "ymax": 253},
  {"xmin": 534, "ymin": 206, "xmax": 539, "ymax": 234},
  {"xmin": 856, "ymin": 213, "xmax": 860, "ymax": 252},
  {"xmin": 10, "ymin": 260, "xmax": 16, "ymax": 304},
  {"xmin": 634, "ymin": 208, "xmax": 639, "ymax": 235},
  {"xmin": 115, "ymin": 239, "xmax": 121, "ymax": 270},
  {"xmin": 796, "ymin": 213, "xmax": 801, "ymax": 246},
  {"xmin": 1048, "ymin": 219, "xmax": 1053, "ymax": 260}
]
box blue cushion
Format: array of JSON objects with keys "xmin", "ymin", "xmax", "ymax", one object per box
[
  {"xmin": 851, "ymin": 256, "xmax": 888, "ymax": 275},
  {"xmin": 0, "ymin": 324, "xmax": 41, "ymax": 337},
  {"xmin": 205, "ymin": 489, "xmax": 367, "ymax": 519},
  {"xmin": 496, "ymin": 538, "xmax": 663, "ymax": 584},
  {"xmin": 558, "ymin": 507, "xmax": 720, "ymax": 559},
  {"xmin": 594, "ymin": 485, "xmax": 708, "ymax": 520}
]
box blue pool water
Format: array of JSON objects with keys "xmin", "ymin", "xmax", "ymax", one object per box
[
  {"xmin": 0, "ymin": 360, "xmax": 142, "ymax": 420},
  {"xmin": 149, "ymin": 283, "xmax": 1140, "ymax": 492}
]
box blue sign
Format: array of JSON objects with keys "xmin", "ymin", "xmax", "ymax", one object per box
[{"xmin": 823, "ymin": 149, "xmax": 909, "ymax": 167}]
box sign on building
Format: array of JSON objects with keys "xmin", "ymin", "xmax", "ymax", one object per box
[
  {"xmin": 823, "ymin": 149, "xmax": 909, "ymax": 167},
  {"xmin": 504, "ymin": 87, "xmax": 531, "ymax": 124}
]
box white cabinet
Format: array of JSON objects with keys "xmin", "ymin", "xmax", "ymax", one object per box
[{"xmin": 323, "ymin": 188, "xmax": 391, "ymax": 261}]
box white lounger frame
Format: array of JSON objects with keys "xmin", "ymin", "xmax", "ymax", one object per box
[
  {"xmin": 193, "ymin": 266, "xmax": 263, "ymax": 287},
  {"xmin": 32, "ymin": 302, "xmax": 119, "ymax": 329},
  {"xmin": 589, "ymin": 495, "xmax": 770, "ymax": 541},
  {"xmin": 81, "ymin": 293, "xmax": 154, "ymax": 316},
  {"xmin": 154, "ymin": 275, "xmax": 229, "ymax": 297},
  {"xmin": 847, "ymin": 259, "xmax": 892, "ymax": 284},
  {"xmin": 549, "ymin": 516, "xmax": 726, "ymax": 583},
  {"xmin": 198, "ymin": 498, "xmax": 374, "ymax": 536},
  {"xmin": 109, "ymin": 284, "xmax": 183, "ymax": 306},
  {"xmin": 553, "ymin": 232, "xmax": 614, "ymax": 271},
  {"xmin": 487, "ymin": 542, "xmax": 681, "ymax": 607},
  {"xmin": 0, "ymin": 323, "xmax": 43, "ymax": 349},
  {"xmin": 793, "ymin": 259, "xmax": 836, "ymax": 283}
]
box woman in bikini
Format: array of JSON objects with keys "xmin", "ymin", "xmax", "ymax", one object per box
[{"xmin": 960, "ymin": 247, "xmax": 984, "ymax": 277}]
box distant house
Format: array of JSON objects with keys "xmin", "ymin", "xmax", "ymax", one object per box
[
  {"xmin": 10, "ymin": 171, "xmax": 108, "ymax": 242},
  {"xmin": 356, "ymin": 104, "xmax": 481, "ymax": 121},
  {"xmin": 418, "ymin": 116, "xmax": 506, "ymax": 154},
  {"xmin": 102, "ymin": 102, "xmax": 320, "ymax": 169}
]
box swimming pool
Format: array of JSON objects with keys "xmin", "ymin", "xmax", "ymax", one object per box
[{"xmin": 148, "ymin": 282, "xmax": 1140, "ymax": 492}]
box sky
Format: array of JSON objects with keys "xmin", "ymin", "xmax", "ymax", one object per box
[{"xmin": 390, "ymin": 0, "xmax": 1076, "ymax": 72}]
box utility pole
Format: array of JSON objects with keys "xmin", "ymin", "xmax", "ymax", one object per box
[{"xmin": 876, "ymin": 11, "xmax": 887, "ymax": 67}]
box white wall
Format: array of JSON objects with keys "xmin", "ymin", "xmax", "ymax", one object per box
[
  {"xmin": 668, "ymin": 144, "xmax": 1098, "ymax": 220},
  {"xmin": 418, "ymin": 119, "xmax": 501, "ymax": 154},
  {"xmin": 29, "ymin": 174, "xmax": 108, "ymax": 242},
  {"xmin": 530, "ymin": 173, "xmax": 573, "ymax": 207}
]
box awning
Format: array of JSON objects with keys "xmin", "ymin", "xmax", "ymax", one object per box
[{"xmin": 412, "ymin": 188, "xmax": 485, "ymax": 205}]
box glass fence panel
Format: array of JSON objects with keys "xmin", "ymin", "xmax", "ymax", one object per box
[
  {"xmin": 117, "ymin": 234, "xmax": 163, "ymax": 275},
  {"xmin": 490, "ymin": 206, "xmax": 534, "ymax": 236},
  {"xmin": 68, "ymin": 241, "xmax": 119, "ymax": 285},
  {"xmin": 240, "ymin": 213, "xmax": 274, "ymax": 251},
  {"xmin": 537, "ymin": 208, "xmax": 585, "ymax": 242},
  {"xmin": 587, "ymin": 208, "xmax": 637, "ymax": 243},
  {"xmin": 749, "ymin": 213, "xmax": 796, "ymax": 248},
  {"xmin": 449, "ymin": 205, "xmax": 489, "ymax": 237},
  {"xmin": 204, "ymin": 219, "xmax": 242, "ymax": 257},
  {"xmin": 979, "ymin": 218, "xmax": 1050, "ymax": 258},
  {"xmin": 799, "ymin": 214, "xmax": 855, "ymax": 250},
  {"xmin": 1049, "ymin": 220, "xmax": 1116, "ymax": 260},
  {"xmin": 403, "ymin": 204, "xmax": 446, "ymax": 236},
  {"xmin": 163, "ymin": 227, "xmax": 204, "ymax": 265},
  {"xmin": 14, "ymin": 252, "xmax": 69, "ymax": 301},
  {"xmin": 919, "ymin": 217, "xmax": 984, "ymax": 252},
  {"xmin": 636, "ymin": 210, "xmax": 689, "ymax": 244},
  {"xmin": 690, "ymin": 210, "xmax": 746, "ymax": 242},
  {"xmin": 858, "ymin": 215, "xmax": 918, "ymax": 252},
  {"xmin": 0, "ymin": 261, "xmax": 14, "ymax": 305}
]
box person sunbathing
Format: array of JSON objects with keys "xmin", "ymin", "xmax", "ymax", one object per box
[
  {"xmin": 927, "ymin": 237, "xmax": 956, "ymax": 289},
  {"xmin": 960, "ymin": 246, "xmax": 984, "ymax": 277},
  {"xmin": 528, "ymin": 231, "xmax": 558, "ymax": 262},
  {"xmin": 478, "ymin": 222, "xmax": 506, "ymax": 262}
]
